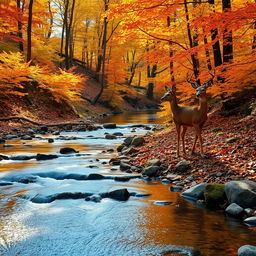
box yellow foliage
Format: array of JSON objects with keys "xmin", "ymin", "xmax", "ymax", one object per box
[{"xmin": 0, "ymin": 51, "xmax": 86, "ymax": 102}]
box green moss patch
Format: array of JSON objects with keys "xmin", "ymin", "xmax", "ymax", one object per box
[{"xmin": 204, "ymin": 184, "xmax": 226, "ymax": 209}]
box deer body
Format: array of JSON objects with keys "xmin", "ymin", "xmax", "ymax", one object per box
[{"xmin": 161, "ymin": 74, "xmax": 213, "ymax": 156}]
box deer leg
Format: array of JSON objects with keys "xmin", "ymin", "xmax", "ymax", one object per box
[
  {"xmin": 191, "ymin": 135, "xmax": 198, "ymax": 154},
  {"xmin": 181, "ymin": 126, "xmax": 187, "ymax": 155},
  {"xmin": 194, "ymin": 125, "xmax": 203, "ymax": 155},
  {"xmin": 175, "ymin": 124, "xmax": 181, "ymax": 157}
]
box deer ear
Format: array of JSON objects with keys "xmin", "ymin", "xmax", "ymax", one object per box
[{"xmin": 165, "ymin": 85, "xmax": 171, "ymax": 92}]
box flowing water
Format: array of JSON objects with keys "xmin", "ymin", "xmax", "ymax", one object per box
[{"xmin": 0, "ymin": 108, "xmax": 255, "ymax": 256}]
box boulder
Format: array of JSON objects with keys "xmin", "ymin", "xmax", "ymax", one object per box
[
  {"xmin": 244, "ymin": 216, "xmax": 256, "ymax": 226},
  {"xmin": 147, "ymin": 159, "xmax": 161, "ymax": 166},
  {"xmin": 204, "ymin": 184, "xmax": 226, "ymax": 208},
  {"xmin": 225, "ymin": 203, "xmax": 244, "ymax": 216},
  {"xmin": 224, "ymin": 180, "xmax": 256, "ymax": 208},
  {"xmin": 36, "ymin": 153, "xmax": 58, "ymax": 161},
  {"xmin": 120, "ymin": 161, "xmax": 131, "ymax": 171},
  {"xmin": 142, "ymin": 166, "xmax": 160, "ymax": 177},
  {"xmin": 123, "ymin": 137, "xmax": 133, "ymax": 146},
  {"xmin": 131, "ymin": 136, "xmax": 145, "ymax": 147},
  {"xmin": 238, "ymin": 245, "xmax": 256, "ymax": 256},
  {"xmin": 103, "ymin": 123, "xmax": 117, "ymax": 129},
  {"xmin": 60, "ymin": 147, "xmax": 79, "ymax": 154},
  {"xmin": 176, "ymin": 161, "xmax": 190, "ymax": 172},
  {"xmin": 103, "ymin": 188, "xmax": 130, "ymax": 201},
  {"xmin": 105, "ymin": 134, "xmax": 117, "ymax": 140},
  {"xmin": 181, "ymin": 183, "xmax": 207, "ymax": 201}
]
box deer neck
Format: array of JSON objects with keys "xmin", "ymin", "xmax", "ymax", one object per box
[
  {"xmin": 199, "ymin": 94, "xmax": 208, "ymax": 115},
  {"xmin": 169, "ymin": 94, "xmax": 179, "ymax": 114}
]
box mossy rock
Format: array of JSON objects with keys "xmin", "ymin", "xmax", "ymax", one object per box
[{"xmin": 204, "ymin": 184, "xmax": 226, "ymax": 209}]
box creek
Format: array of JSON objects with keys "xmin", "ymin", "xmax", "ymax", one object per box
[{"xmin": 0, "ymin": 108, "xmax": 255, "ymax": 256}]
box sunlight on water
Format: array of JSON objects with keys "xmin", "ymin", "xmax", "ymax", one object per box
[{"xmin": 0, "ymin": 111, "xmax": 255, "ymax": 256}]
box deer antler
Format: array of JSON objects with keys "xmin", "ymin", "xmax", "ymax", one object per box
[
  {"xmin": 202, "ymin": 72, "xmax": 215, "ymax": 89},
  {"xmin": 186, "ymin": 73, "xmax": 200, "ymax": 89}
]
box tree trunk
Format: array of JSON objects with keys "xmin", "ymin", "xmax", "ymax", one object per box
[
  {"xmin": 184, "ymin": 0, "xmax": 200, "ymax": 80},
  {"xmin": 167, "ymin": 16, "xmax": 175, "ymax": 85},
  {"xmin": 208, "ymin": 0, "xmax": 222, "ymax": 67},
  {"xmin": 26, "ymin": 0, "xmax": 34, "ymax": 62},
  {"xmin": 47, "ymin": 0, "xmax": 53, "ymax": 39},
  {"xmin": 17, "ymin": 0, "xmax": 23, "ymax": 51},
  {"xmin": 93, "ymin": 0, "xmax": 109, "ymax": 104},
  {"xmin": 253, "ymin": 21, "xmax": 256, "ymax": 50},
  {"xmin": 203, "ymin": 35, "xmax": 212, "ymax": 71},
  {"xmin": 222, "ymin": 0, "xmax": 233, "ymax": 63},
  {"xmin": 146, "ymin": 64, "xmax": 157, "ymax": 100}
]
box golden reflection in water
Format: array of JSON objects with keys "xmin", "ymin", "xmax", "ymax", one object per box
[{"xmin": 133, "ymin": 181, "xmax": 256, "ymax": 256}]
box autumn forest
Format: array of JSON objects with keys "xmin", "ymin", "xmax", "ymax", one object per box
[{"xmin": 0, "ymin": 0, "xmax": 256, "ymax": 255}]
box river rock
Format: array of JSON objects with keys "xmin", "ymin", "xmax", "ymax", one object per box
[
  {"xmin": 109, "ymin": 158, "xmax": 121, "ymax": 165},
  {"xmin": 3, "ymin": 144, "xmax": 14, "ymax": 148},
  {"xmin": 147, "ymin": 159, "xmax": 161, "ymax": 166},
  {"xmin": 39, "ymin": 125, "xmax": 48, "ymax": 132},
  {"xmin": 181, "ymin": 183, "xmax": 207, "ymax": 201},
  {"xmin": 21, "ymin": 135, "xmax": 33, "ymax": 140},
  {"xmin": 103, "ymin": 188, "xmax": 130, "ymax": 201},
  {"xmin": 36, "ymin": 153, "xmax": 58, "ymax": 161},
  {"xmin": 244, "ymin": 216, "xmax": 256, "ymax": 226},
  {"xmin": 103, "ymin": 123, "xmax": 117, "ymax": 129},
  {"xmin": 105, "ymin": 134, "xmax": 117, "ymax": 140},
  {"xmin": 176, "ymin": 161, "xmax": 190, "ymax": 172},
  {"xmin": 238, "ymin": 245, "xmax": 256, "ymax": 256},
  {"xmin": 0, "ymin": 182, "xmax": 13, "ymax": 186},
  {"xmin": 113, "ymin": 132, "xmax": 123, "ymax": 136},
  {"xmin": 0, "ymin": 139, "xmax": 5, "ymax": 144},
  {"xmin": 10, "ymin": 155, "xmax": 35, "ymax": 161},
  {"xmin": 123, "ymin": 137, "xmax": 133, "ymax": 146},
  {"xmin": 117, "ymin": 144, "xmax": 126, "ymax": 152},
  {"xmin": 204, "ymin": 184, "xmax": 226, "ymax": 208},
  {"xmin": 87, "ymin": 173, "xmax": 105, "ymax": 180},
  {"xmin": 114, "ymin": 176, "xmax": 131, "ymax": 182},
  {"xmin": 131, "ymin": 136, "xmax": 145, "ymax": 147},
  {"xmin": 120, "ymin": 161, "xmax": 131, "ymax": 171},
  {"xmin": 142, "ymin": 166, "xmax": 160, "ymax": 177},
  {"xmin": 60, "ymin": 147, "xmax": 79, "ymax": 154},
  {"xmin": 244, "ymin": 208, "xmax": 254, "ymax": 217},
  {"xmin": 224, "ymin": 180, "xmax": 256, "ymax": 208},
  {"xmin": 5, "ymin": 134, "xmax": 18, "ymax": 140},
  {"xmin": 0, "ymin": 154, "xmax": 9, "ymax": 160},
  {"xmin": 85, "ymin": 195, "xmax": 102, "ymax": 203},
  {"xmin": 48, "ymin": 138, "xmax": 54, "ymax": 143},
  {"xmin": 170, "ymin": 186, "xmax": 183, "ymax": 192},
  {"xmin": 122, "ymin": 147, "xmax": 139, "ymax": 155},
  {"xmin": 225, "ymin": 203, "xmax": 244, "ymax": 216}
]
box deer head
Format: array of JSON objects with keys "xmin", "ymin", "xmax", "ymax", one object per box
[
  {"xmin": 161, "ymin": 85, "xmax": 176, "ymax": 102},
  {"xmin": 186, "ymin": 73, "xmax": 214, "ymax": 97}
]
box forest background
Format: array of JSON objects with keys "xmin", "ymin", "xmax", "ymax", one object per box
[{"xmin": 0, "ymin": 0, "xmax": 256, "ymax": 122}]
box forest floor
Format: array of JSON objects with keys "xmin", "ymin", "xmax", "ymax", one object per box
[{"xmin": 128, "ymin": 107, "xmax": 256, "ymax": 188}]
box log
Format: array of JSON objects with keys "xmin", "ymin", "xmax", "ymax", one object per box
[{"xmin": 0, "ymin": 116, "xmax": 93, "ymax": 127}]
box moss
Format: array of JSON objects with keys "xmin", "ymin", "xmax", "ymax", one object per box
[{"xmin": 204, "ymin": 184, "xmax": 226, "ymax": 209}]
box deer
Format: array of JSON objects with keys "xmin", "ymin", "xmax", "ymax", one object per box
[{"xmin": 160, "ymin": 73, "xmax": 214, "ymax": 157}]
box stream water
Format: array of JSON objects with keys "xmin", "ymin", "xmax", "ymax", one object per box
[{"xmin": 0, "ymin": 109, "xmax": 255, "ymax": 256}]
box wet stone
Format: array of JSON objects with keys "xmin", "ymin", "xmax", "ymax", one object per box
[
  {"xmin": 60, "ymin": 147, "xmax": 79, "ymax": 154},
  {"xmin": 154, "ymin": 201, "xmax": 173, "ymax": 206},
  {"xmin": 36, "ymin": 153, "xmax": 58, "ymax": 161},
  {"xmin": 48, "ymin": 138, "xmax": 54, "ymax": 143},
  {"xmin": 170, "ymin": 186, "xmax": 183, "ymax": 192}
]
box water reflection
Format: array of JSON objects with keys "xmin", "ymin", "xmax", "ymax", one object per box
[{"xmin": 99, "ymin": 102, "xmax": 171, "ymax": 125}]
